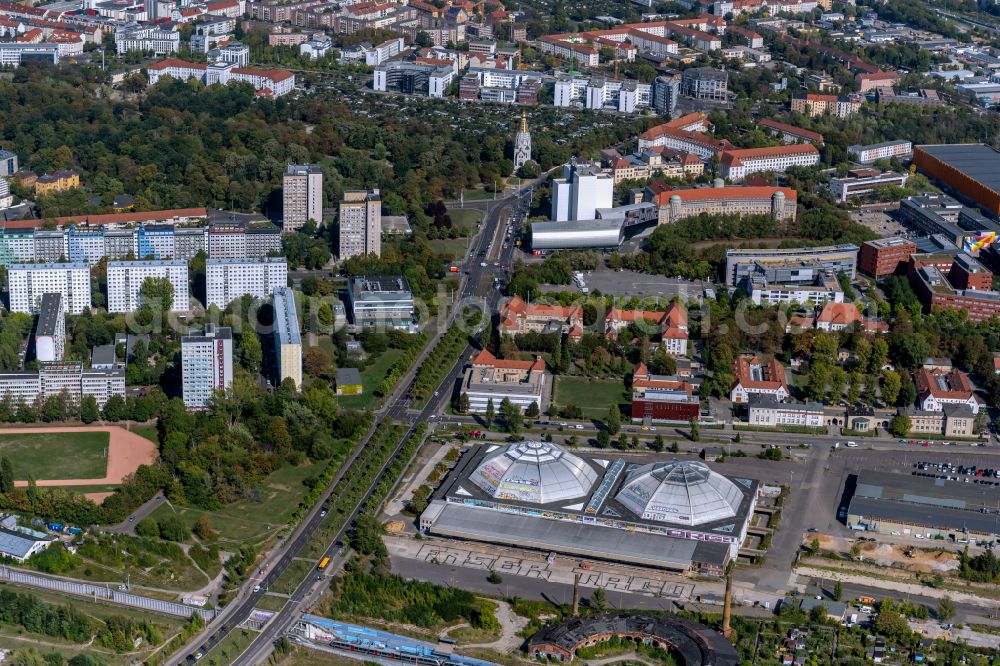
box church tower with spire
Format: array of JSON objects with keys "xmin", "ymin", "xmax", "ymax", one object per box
[{"xmin": 513, "ymin": 111, "xmax": 531, "ymax": 172}]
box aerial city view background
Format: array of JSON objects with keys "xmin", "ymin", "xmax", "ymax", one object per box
[{"xmin": 0, "ymin": 0, "xmax": 996, "ymax": 663}]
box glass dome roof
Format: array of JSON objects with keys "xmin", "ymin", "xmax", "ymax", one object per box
[
  {"xmin": 470, "ymin": 441, "xmax": 598, "ymax": 504},
  {"xmin": 615, "ymin": 460, "xmax": 743, "ymax": 526}
]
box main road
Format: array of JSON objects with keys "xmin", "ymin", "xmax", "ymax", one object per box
[{"xmin": 173, "ymin": 187, "xmax": 531, "ymax": 665}]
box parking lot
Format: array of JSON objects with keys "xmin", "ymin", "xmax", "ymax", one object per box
[{"xmin": 538, "ymin": 268, "xmax": 709, "ymax": 301}]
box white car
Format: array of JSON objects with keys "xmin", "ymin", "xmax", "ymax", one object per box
[{"xmin": 846, "ymin": 441, "xmax": 858, "ymax": 448}]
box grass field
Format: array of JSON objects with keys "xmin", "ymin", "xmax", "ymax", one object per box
[
  {"xmin": 0, "ymin": 431, "xmax": 109, "ymax": 480},
  {"xmin": 130, "ymin": 424, "xmax": 160, "ymax": 445},
  {"xmin": 553, "ymin": 377, "xmax": 628, "ymax": 420},
  {"xmin": 459, "ymin": 189, "xmax": 493, "ymax": 201},
  {"xmin": 200, "ymin": 627, "xmax": 257, "ymax": 665},
  {"xmin": 448, "ymin": 208, "xmax": 484, "ymax": 228},
  {"xmin": 429, "ymin": 237, "xmax": 473, "ymax": 259},
  {"xmin": 149, "ymin": 459, "xmax": 333, "ymax": 548},
  {"xmin": 337, "ymin": 347, "xmax": 406, "ymax": 411}
]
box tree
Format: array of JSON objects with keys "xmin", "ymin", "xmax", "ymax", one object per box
[
  {"xmin": 525, "ymin": 401, "xmax": 540, "ymax": 418},
  {"xmin": 596, "ymin": 430, "xmax": 610, "ymax": 448},
  {"xmin": 690, "ymin": 417, "xmax": 700, "ymax": 442},
  {"xmin": 487, "ymin": 570, "xmax": 502, "ymax": 584},
  {"xmin": 937, "ymin": 596, "xmax": 955, "ymax": 622},
  {"xmin": 238, "ymin": 329, "xmax": 262, "ymax": 374},
  {"xmin": 194, "ymin": 515, "xmax": 216, "ymax": 540},
  {"xmin": 485, "ymin": 398, "xmax": 495, "ymax": 428},
  {"xmin": 653, "ymin": 434, "xmax": 665, "ymax": 453},
  {"xmin": 303, "ymin": 348, "xmax": 333, "ymax": 379},
  {"xmin": 0, "ymin": 457, "xmax": 13, "ymax": 494},
  {"xmin": 458, "ymin": 393, "xmax": 470, "ymax": 414},
  {"xmin": 138, "ymin": 276, "xmax": 174, "ymax": 312},
  {"xmin": 833, "ymin": 581, "xmax": 842, "ymax": 601},
  {"xmin": 500, "ymin": 397, "xmax": 521, "ymax": 434},
  {"xmin": 606, "ymin": 404, "xmax": 621, "ymax": 435},
  {"xmin": 26, "ymin": 474, "xmax": 37, "ymax": 510},
  {"xmin": 590, "ymin": 587, "xmax": 607, "ymax": 610},
  {"xmin": 80, "ymin": 395, "xmax": 100, "ymax": 424},
  {"xmin": 158, "ymin": 515, "xmax": 189, "ymax": 542},
  {"xmin": 890, "ymin": 414, "xmax": 912, "ymax": 438},
  {"xmin": 882, "ymin": 370, "xmax": 901, "ymax": 406},
  {"xmin": 102, "ymin": 394, "xmax": 127, "ymax": 421}
]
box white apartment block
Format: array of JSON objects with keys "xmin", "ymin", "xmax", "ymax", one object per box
[
  {"xmin": 107, "ymin": 260, "xmax": 190, "ymax": 313},
  {"xmin": 205, "ymin": 257, "xmax": 287, "ymax": 309},
  {"xmin": 208, "ymin": 227, "xmax": 248, "ymax": 258},
  {"xmin": 282, "ymin": 164, "xmax": 323, "ymax": 232},
  {"xmin": 364, "ymin": 37, "xmax": 403, "ymax": 66},
  {"xmin": 8, "ymin": 263, "xmax": 91, "ymax": 315},
  {"xmin": 181, "ymin": 324, "xmax": 233, "ymax": 410},
  {"xmin": 115, "ymin": 24, "xmax": 179, "ymax": 54},
  {"xmin": 847, "ymin": 140, "xmax": 913, "ymax": 165},
  {"xmin": 720, "ymin": 145, "xmax": 820, "ymax": 181},
  {"xmin": 339, "ymin": 189, "xmax": 381, "ymax": 259}
]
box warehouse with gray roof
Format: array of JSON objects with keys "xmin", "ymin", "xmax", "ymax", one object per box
[{"xmin": 846, "ymin": 471, "xmax": 1000, "ymax": 539}]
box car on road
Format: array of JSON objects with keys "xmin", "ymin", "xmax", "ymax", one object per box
[
  {"xmin": 253, "ymin": 585, "xmax": 261, "ymax": 593},
  {"xmin": 194, "ymin": 653, "xmax": 203, "ymax": 661},
  {"xmin": 846, "ymin": 441, "xmax": 858, "ymax": 448},
  {"xmin": 807, "ymin": 528, "xmax": 818, "ymax": 533}
]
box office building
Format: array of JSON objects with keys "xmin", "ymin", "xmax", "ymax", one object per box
[
  {"xmin": 7, "ymin": 262, "xmax": 90, "ymax": 314},
  {"xmin": 282, "ymin": 164, "xmax": 323, "ymax": 232},
  {"xmin": 181, "ymin": 324, "xmax": 233, "ymax": 410},
  {"xmin": 680, "ymin": 67, "xmax": 727, "ymax": 101},
  {"xmin": 346, "ymin": 275, "xmax": 416, "ymax": 332},
  {"xmin": 0, "ymin": 150, "xmax": 18, "ymax": 178},
  {"xmin": 652, "ymin": 75, "xmax": 679, "ymax": 116},
  {"xmin": 913, "ymin": 143, "xmax": 1000, "ymax": 216},
  {"xmin": 551, "ymin": 163, "xmax": 614, "ymax": 222},
  {"xmin": 898, "ymin": 194, "xmax": 1000, "ymax": 253},
  {"xmin": 31, "ymin": 362, "xmax": 124, "ymax": 408},
  {"xmin": 724, "ymin": 244, "xmax": 859, "ymax": 286},
  {"xmin": 719, "ymin": 144, "xmax": 820, "ymax": 181},
  {"xmin": 747, "ymin": 395, "xmax": 824, "ymax": 428},
  {"xmin": 338, "ymin": 189, "xmax": 381, "ymax": 259},
  {"xmin": 829, "ymin": 169, "xmax": 908, "ymax": 202},
  {"xmin": 462, "ymin": 349, "xmax": 548, "ymax": 414},
  {"xmin": 422, "ymin": 444, "xmax": 757, "ymax": 575},
  {"xmin": 848, "ymin": 139, "xmax": 913, "ymax": 164},
  {"xmin": 33, "ymin": 293, "xmax": 64, "ymax": 363},
  {"xmin": 653, "ymin": 185, "xmax": 796, "ymax": 225},
  {"xmin": 373, "ymin": 61, "xmax": 454, "ymax": 97},
  {"xmin": 908, "ymin": 252, "xmax": 1000, "ymax": 322},
  {"xmin": 859, "ymin": 237, "xmax": 917, "ymax": 277},
  {"xmin": 205, "ymin": 258, "xmax": 287, "ymax": 309},
  {"xmin": 748, "ymin": 271, "xmax": 844, "ymax": 306},
  {"xmin": 107, "ymin": 260, "xmax": 189, "ymax": 313},
  {"xmin": 272, "ymin": 287, "xmax": 302, "ymax": 389}
]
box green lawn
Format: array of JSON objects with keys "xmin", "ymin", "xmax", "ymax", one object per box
[
  {"xmin": 553, "ymin": 377, "xmax": 628, "ymax": 420},
  {"xmin": 149, "ymin": 459, "xmax": 334, "ymax": 548},
  {"xmin": 270, "ymin": 558, "xmax": 316, "ymax": 596},
  {"xmin": 130, "ymin": 424, "xmax": 159, "ymax": 445},
  {"xmin": 429, "ymin": 237, "xmax": 473, "ymax": 259},
  {"xmin": 0, "ymin": 431, "xmax": 109, "ymax": 480},
  {"xmin": 448, "ymin": 207, "xmax": 484, "ymax": 228},
  {"xmin": 201, "ymin": 627, "xmax": 258, "ymax": 666},
  {"xmin": 337, "ymin": 347, "xmax": 405, "ymax": 411}
]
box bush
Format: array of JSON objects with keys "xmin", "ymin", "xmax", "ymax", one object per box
[
  {"xmin": 135, "ymin": 518, "xmax": 159, "ymax": 538},
  {"xmin": 157, "ymin": 515, "xmax": 189, "ymax": 542}
]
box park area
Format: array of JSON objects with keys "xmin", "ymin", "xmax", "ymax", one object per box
[{"xmin": 553, "ymin": 377, "xmax": 628, "ymax": 420}]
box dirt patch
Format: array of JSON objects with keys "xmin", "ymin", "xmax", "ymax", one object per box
[
  {"xmin": 84, "ymin": 492, "xmax": 115, "ymax": 504},
  {"xmin": 9, "ymin": 426, "xmax": 158, "ymax": 488},
  {"xmin": 859, "ymin": 542, "xmax": 958, "ymax": 574}
]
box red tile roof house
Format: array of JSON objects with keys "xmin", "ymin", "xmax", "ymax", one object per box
[
  {"xmin": 499, "ymin": 295, "xmax": 583, "ymax": 341},
  {"xmin": 463, "ymin": 349, "xmax": 547, "ymax": 414},
  {"xmin": 915, "ymin": 366, "xmax": 984, "ymax": 414},
  {"xmin": 604, "ymin": 302, "xmax": 688, "ymax": 355},
  {"xmin": 815, "ymin": 302, "xmax": 888, "ymax": 333},
  {"xmin": 730, "ymin": 355, "xmax": 789, "ymax": 404}
]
